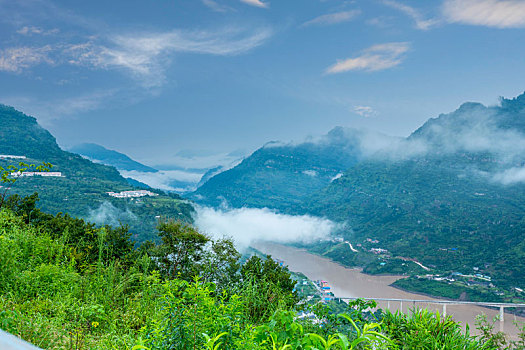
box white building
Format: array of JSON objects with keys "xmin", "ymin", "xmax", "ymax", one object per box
[
  {"xmin": 11, "ymin": 171, "xmax": 63, "ymax": 177},
  {"xmin": 0, "ymin": 155, "xmax": 26, "ymax": 159},
  {"xmin": 107, "ymin": 190, "xmax": 158, "ymax": 198}
]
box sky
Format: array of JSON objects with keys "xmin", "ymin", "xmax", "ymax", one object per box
[{"xmin": 1, "ymin": 0, "xmax": 525, "ymax": 169}]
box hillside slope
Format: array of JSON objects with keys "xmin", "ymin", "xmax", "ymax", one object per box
[
  {"xmin": 191, "ymin": 127, "xmax": 363, "ymax": 211},
  {"xmin": 307, "ymin": 94, "xmax": 525, "ymax": 287},
  {"xmin": 0, "ymin": 105, "xmax": 193, "ymax": 241},
  {"xmin": 70, "ymin": 143, "xmax": 157, "ymax": 173}
]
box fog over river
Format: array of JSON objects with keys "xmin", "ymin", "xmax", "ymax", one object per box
[{"xmin": 253, "ymin": 241, "xmax": 525, "ymax": 339}]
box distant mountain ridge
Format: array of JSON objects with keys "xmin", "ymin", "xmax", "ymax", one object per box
[
  {"xmin": 190, "ymin": 92, "xmax": 525, "ymax": 292},
  {"xmin": 70, "ymin": 143, "xmax": 157, "ymax": 173},
  {"xmin": 191, "ymin": 126, "xmax": 364, "ymax": 211}
]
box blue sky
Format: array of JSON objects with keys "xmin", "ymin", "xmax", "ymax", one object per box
[{"xmin": 1, "ymin": 0, "xmax": 525, "ymax": 168}]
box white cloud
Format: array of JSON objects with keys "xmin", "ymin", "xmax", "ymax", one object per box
[
  {"xmin": 1, "ymin": 89, "xmax": 118, "ymax": 123},
  {"xmin": 492, "ymin": 166, "xmax": 525, "ymax": 185},
  {"xmin": 366, "ymin": 16, "xmax": 392, "ymax": 28},
  {"xmin": 240, "ymin": 0, "xmax": 269, "ymax": 8},
  {"xmin": 0, "ymin": 26, "xmax": 272, "ymax": 87},
  {"xmin": 150, "ymin": 151, "xmax": 245, "ymax": 170},
  {"xmin": 16, "ymin": 26, "xmax": 59, "ymax": 36},
  {"xmin": 194, "ymin": 206, "xmax": 338, "ymax": 248},
  {"xmin": 443, "ymin": 0, "xmax": 525, "ymax": 28},
  {"xmin": 0, "ymin": 46, "xmax": 53, "ymax": 72},
  {"xmin": 88, "ymin": 201, "xmax": 137, "ymax": 227},
  {"xmin": 326, "ymin": 42, "xmax": 410, "ymax": 74},
  {"xmin": 202, "ymin": 0, "xmax": 232, "ymax": 12},
  {"xmin": 68, "ymin": 27, "xmax": 272, "ymax": 87},
  {"xmin": 354, "ymin": 105, "xmax": 375, "ymax": 117},
  {"xmin": 303, "ymin": 10, "xmax": 361, "ymax": 26},
  {"xmin": 17, "ymin": 26, "xmax": 43, "ymax": 35},
  {"xmin": 119, "ymin": 169, "xmax": 204, "ymax": 192},
  {"xmin": 302, "ymin": 170, "xmax": 318, "ymax": 177},
  {"xmin": 383, "ymin": 0, "xmax": 439, "ymax": 30}
]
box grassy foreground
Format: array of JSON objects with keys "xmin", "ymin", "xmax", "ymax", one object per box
[{"xmin": 0, "ymin": 201, "xmax": 524, "ymax": 349}]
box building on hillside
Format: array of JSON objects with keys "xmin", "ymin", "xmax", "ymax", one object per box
[
  {"xmin": 107, "ymin": 190, "xmax": 158, "ymax": 198},
  {"xmin": 0, "ymin": 155, "xmax": 26, "ymax": 159},
  {"xmin": 11, "ymin": 171, "xmax": 63, "ymax": 177}
]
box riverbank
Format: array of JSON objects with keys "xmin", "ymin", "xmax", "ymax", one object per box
[{"xmin": 252, "ymin": 241, "xmax": 525, "ymax": 339}]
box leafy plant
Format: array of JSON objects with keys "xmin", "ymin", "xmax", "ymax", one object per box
[{"xmin": 0, "ymin": 161, "xmax": 51, "ymax": 209}]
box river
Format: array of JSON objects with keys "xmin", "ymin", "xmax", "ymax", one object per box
[{"xmin": 253, "ymin": 241, "xmax": 525, "ymax": 339}]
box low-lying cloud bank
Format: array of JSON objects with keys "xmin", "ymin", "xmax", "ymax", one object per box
[
  {"xmin": 194, "ymin": 206, "xmax": 338, "ymax": 247},
  {"xmin": 88, "ymin": 201, "xmax": 137, "ymax": 227},
  {"xmin": 492, "ymin": 166, "xmax": 525, "ymax": 185},
  {"xmin": 120, "ymin": 169, "xmax": 204, "ymax": 192}
]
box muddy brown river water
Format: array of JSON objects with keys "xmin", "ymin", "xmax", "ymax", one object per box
[{"xmin": 253, "ymin": 241, "xmax": 525, "ymax": 339}]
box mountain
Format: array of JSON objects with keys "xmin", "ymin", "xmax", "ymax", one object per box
[
  {"xmin": 191, "ymin": 127, "xmax": 363, "ymax": 211},
  {"xmin": 70, "ymin": 143, "xmax": 157, "ymax": 172},
  {"xmin": 189, "ymin": 92, "xmax": 525, "ymax": 300},
  {"xmin": 0, "ymin": 105, "xmax": 194, "ymax": 242},
  {"xmin": 306, "ymin": 93, "xmax": 525, "ymax": 288}
]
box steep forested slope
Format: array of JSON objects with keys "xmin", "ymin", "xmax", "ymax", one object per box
[
  {"xmin": 307, "ymin": 94, "xmax": 525, "ymax": 286},
  {"xmin": 192, "ymin": 127, "xmax": 363, "ymax": 211},
  {"xmin": 0, "ymin": 105, "xmax": 193, "ymax": 241}
]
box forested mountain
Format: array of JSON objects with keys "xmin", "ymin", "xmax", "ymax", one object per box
[
  {"xmin": 69, "ymin": 143, "xmax": 157, "ymax": 173},
  {"xmin": 191, "ymin": 93, "xmax": 525, "ymax": 292},
  {"xmin": 0, "ymin": 105, "xmax": 193, "ymax": 241},
  {"xmin": 191, "ymin": 127, "xmax": 364, "ymax": 211},
  {"xmin": 307, "ymin": 94, "xmax": 525, "ymax": 287}
]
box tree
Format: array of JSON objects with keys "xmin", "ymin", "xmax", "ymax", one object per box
[
  {"xmin": 201, "ymin": 237, "xmax": 241, "ymax": 292},
  {"xmin": 155, "ymin": 220, "xmax": 209, "ymax": 280},
  {"xmin": 240, "ymin": 255, "xmax": 299, "ymax": 323}
]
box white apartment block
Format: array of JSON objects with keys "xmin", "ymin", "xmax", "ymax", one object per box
[
  {"xmin": 107, "ymin": 190, "xmax": 158, "ymax": 198},
  {"xmin": 0, "ymin": 155, "xmax": 27, "ymax": 159},
  {"xmin": 11, "ymin": 171, "xmax": 63, "ymax": 177}
]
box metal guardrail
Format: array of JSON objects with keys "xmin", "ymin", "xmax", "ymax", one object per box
[
  {"xmin": 335, "ymin": 296, "xmax": 525, "ymax": 322},
  {"xmin": 0, "ymin": 329, "xmax": 41, "ymax": 350}
]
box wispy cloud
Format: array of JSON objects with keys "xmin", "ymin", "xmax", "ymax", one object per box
[
  {"xmin": 443, "ymin": 0, "xmax": 525, "ymax": 28},
  {"xmin": 366, "ymin": 16, "xmax": 393, "ymax": 28},
  {"xmin": 202, "ymin": 0, "xmax": 232, "ymax": 13},
  {"xmin": 0, "ymin": 46, "xmax": 53, "ymax": 73},
  {"xmin": 16, "ymin": 25, "xmax": 59, "ymax": 36},
  {"xmin": 492, "ymin": 166, "xmax": 525, "ymax": 185},
  {"xmin": 119, "ymin": 169, "xmax": 204, "ymax": 192},
  {"xmin": 87, "ymin": 27, "xmax": 272, "ymax": 87},
  {"xmin": 354, "ymin": 105, "xmax": 375, "ymax": 117},
  {"xmin": 383, "ymin": 0, "xmax": 439, "ymax": 30},
  {"xmin": 240, "ymin": 0, "xmax": 269, "ymax": 8},
  {"xmin": 326, "ymin": 42, "xmax": 410, "ymax": 74},
  {"xmin": 0, "ymin": 27, "xmax": 272, "ymax": 87},
  {"xmin": 303, "ymin": 10, "xmax": 361, "ymax": 26},
  {"xmin": 2, "ymin": 89, "xmax": 118, "ymax": 123}
]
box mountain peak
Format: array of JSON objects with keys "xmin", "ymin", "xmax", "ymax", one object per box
[
  {"xmin": 0, "ymin": 104, "xmax": 62, "ymax": 159},
  {"xmin": 500, "ymin": 91, "xmax": 525, "ymax": 112},
  {"xmin": 70, "ymin": 143, "xmax": 157, "ymax": 173}
]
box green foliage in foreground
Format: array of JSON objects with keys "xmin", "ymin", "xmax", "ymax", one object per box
[{"xmin": 0, "ymin": 203, "xmax": 523, "ymax": 349}]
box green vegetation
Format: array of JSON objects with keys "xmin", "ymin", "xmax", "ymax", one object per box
[
  {"xmin": 190, "ymin": 95, "xmax": 525, "ymax": 302},
  {"xmin": 393, "ymin": 277, "xmax": 505, "ymax": 303},
  {"xmin": 192, "ymin": 126, "xmax": 361, "ymax": 211},
  {"xmin": 0, "ymin": 160, "xmax": 51, "ymax": 208},
  {"xmin": 0, "ymin": 104, "xmax": 193, "ymax": 242},
  {"xmin": 1, "ymin": 195, "xmax": 524, "ymax": 349}
]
